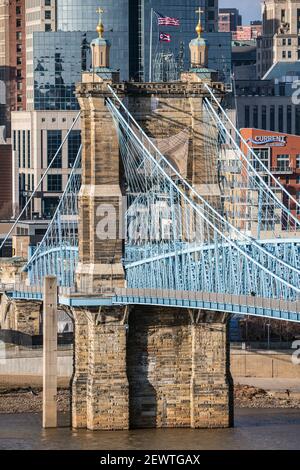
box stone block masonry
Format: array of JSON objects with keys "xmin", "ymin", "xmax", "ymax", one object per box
[
  {"xmin": 0, "ymin": 294, "xmax": 41, "ymax": 336},
  {"xmin": 72, "ymin": 79, "xmax": 231, "ymax": 431},
  {"xmin": 72, "ymin": 306, "xmax": 233, "ymax": 430}
]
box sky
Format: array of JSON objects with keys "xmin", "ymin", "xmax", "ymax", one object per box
[{"xmin": 219, "ymin": 0, "xmax": 262, "ymax": 24}]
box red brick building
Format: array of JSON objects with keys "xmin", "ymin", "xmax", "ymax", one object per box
[
  {"xmin": 9, "ymin": 0, "xmax": 26, "ymax": 112},
  {"xmin": 233, "ymin": 23, "xmax": 262, "ymax": 41},
  {"xmin": 0, "ymin": 0, "xmax": 26, "ymax": 137},
  {"xmin": 240, "ymin": 129, "xmax": 300, "ymax": 220},
  {"xmin": 0, "ymin": 143, "xmax": 12, "ymax": 218}
]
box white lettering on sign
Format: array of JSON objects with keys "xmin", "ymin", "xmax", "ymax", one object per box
[{"xmin": 247, "ymin": 135, "xmax": 287, "ymax": 147}]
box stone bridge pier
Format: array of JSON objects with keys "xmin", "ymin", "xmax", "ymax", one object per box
[
  {"xmin": 71, "ymin": 306, "xmax": 233, "ymax": 430},
  {"xmin": 71, "ymin": 61, "xmax": 233, "ymax": 430}
]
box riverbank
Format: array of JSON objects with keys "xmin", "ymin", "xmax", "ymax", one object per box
[{"xmin": 1, "ymin": 384, "xmax": 300, "ymax": 414}]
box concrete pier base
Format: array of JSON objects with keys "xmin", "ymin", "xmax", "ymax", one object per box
[
  {"xmin": 71, "ymin": 306, "xmax": 233, "ymax": 430},
  {"xmin": 42, "ymin": 276, "xmax": 58, "ymax": 428}
]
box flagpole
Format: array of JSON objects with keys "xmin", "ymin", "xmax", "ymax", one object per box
[{"xmin": 149, "ymin": 7, "xmax": 153, "ymax": 82}]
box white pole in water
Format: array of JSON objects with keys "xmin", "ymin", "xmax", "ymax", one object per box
[
  {"xmin": 43, "ymin": 275, "xmax": 58, "ymax": 428},
  {"xmin": 149, "ymin": 8, "xmax": 153, "ymax": 82}
]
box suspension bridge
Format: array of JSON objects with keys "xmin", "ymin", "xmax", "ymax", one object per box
[{"xmin": 1, "ymin": 84, "xmax": 299, "ymax": 323}]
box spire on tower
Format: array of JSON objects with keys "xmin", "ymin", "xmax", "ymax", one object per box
[
  {"xmin": 195, "ymin": 7, "xmax": 204, "ymax": 38},
  {"xmin": 82, "ymin": 4, "xmax": 120, "ymax": 83},
  {"xmin": 96, "ymin": 7, "xmax": 105, "ymax": 38},
  {"xmin": 189, "ymin": 6, "xmax": 209, "ymax": 70}
]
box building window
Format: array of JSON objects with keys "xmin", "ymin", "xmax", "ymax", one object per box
[
  {"xmin": 287, "ymin": 105, "xmax": 292, "ymax": 134},
  {"xmin": 27, "ymin": 131, "xmax": 31, "ymax": 168},
  {"xmin": 245, "ymin": 106, "xmax": 250, "ymax": 127},
  {"xmin": 253, "ymin": 106, "xmax": 258, "ymax": 128},
  {"xmin": 45, "ymin": 10, "xmax": 51, "ymax": 20},
  {"xmin": 296, "ymin": 155, "xmax": 300, "ymax": 169},
  {"xmin": 282, "ymin": 51, "xmax": 286, "ymax": 59},
  {"xmin": 278, "ymin": 105, "xmax": 284, "ymax": 132},
  {"xmin": 13, "ymin": 131, "xmax": 16, "ymax": 151},
  {"xmin": 47, "ymin": 130, "xmax": 62, "ymax": 168},
  {"xmin": 68, "ymin": 130, "xmax": 81, "ymax": 167},
  {"xmin": 277, "ymin": 154, "xmax": 290, "ymax": 171},
  {"xmin": 22, "ymin": 130, "xmax": 26, "ymax": 168},
  {"xmin": 17, "ymin": 130, "xmax": 21, "ymax": 167},
  {"xmin": 296, "ymin": 107, "xmax": 300, "ymax": 135},
  {"xmin": 253, "ymin": 148, "xmax": 270, "ymax": 170},
  {"xmin": 43, "ymin": 197, "xmax": 59, "ymax": 218},
  {"xmin": 270, "ymin": 105, "xmax": 275, "ymax": 131},
  {"xmin": 296, "ymin": 176, "xmax": 300, "ymax": 184},
  {"xmin": 262, "ymin": 105, "xmax": 267, "ymax": 130},
  {"xmin": 47, "ymin": 175, "xmax": 62, "ymax": 192}
]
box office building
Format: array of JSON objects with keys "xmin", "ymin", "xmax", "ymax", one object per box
[
  {"xmin": 10, "ymin": 0, "xmax": 225, "ymax": 218},
  {"xmin": 142, "ymin": 0, "xmax": 219, "ymax": 81},
  {"xmin": 0, "ymin": 0, "xmax": 26, "ymax": 137},
  {"xmin": 233, "ymin": 22, "xmax": 262, "ymax": 41},
  {"xmin": 25, "ymin": 0, "xmax": 57, "ymax": 110},
  {"xmin": 33, "ymin": 31, "xmax": 96, "ymax": 110},
  {"xmin": 232, "ymin": 43, "xmax": 257, "ymax": 80},
  {"xmin": 0, "ymin": 143, "xmax": 12, "ymax": 218},
  {"xmin": 56, "ymin": 0, "xmax": 219, "ymax": 82},
  {"xmin": 219, "ymin": 8, "xmax": 242, "ymax": 33},
  {"xmin": 56, "ymin": 0, "xmax": 130, "ymax": 80},
  {"xmin": 257, "ymin": 0, "xmax": 300, "ymax": 79},
  {"xmin": 241, "ymin": 128, "xmax": 300, "ymax": 220},
  {"xmin": 234, "ymin": 62, "xmax": 300, "ymax": 135},
  {"xmin": 11, "ymin": 110, "xmax": 81, "ymax": 218}
]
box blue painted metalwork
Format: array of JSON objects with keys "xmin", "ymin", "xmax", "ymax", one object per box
[
  {"xmin": 12, "ymin": 86, "xmax": 300, "ymax": 321},
  {"xmin": 24, "ymin": 146, "xmax": 82, "ymax": 287}
]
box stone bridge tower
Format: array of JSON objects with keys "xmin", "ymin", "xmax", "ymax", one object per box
[{"xmin": 71, "ymin": 11, "xmax": 233, "ymax": 431}]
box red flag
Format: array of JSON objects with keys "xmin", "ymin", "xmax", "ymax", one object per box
[{"xmin": 159, "ymin": 33, "xmax": 171, "ymax": 42}]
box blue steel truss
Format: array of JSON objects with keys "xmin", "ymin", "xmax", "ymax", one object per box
[
  {"xmin": 16, "ymin": 85, "xmax": 300, "ymax": 320},
  {"xmin": 24, "ymin": 146, "xmax": 82, "ymax": 287}
]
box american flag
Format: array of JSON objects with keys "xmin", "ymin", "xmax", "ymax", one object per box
[
  {"xmin": 158, "ymin": 16, "xmax": 180, "ymax": 27},
  {"xmin": 159, "ymin": 33, "xmax": 171, "ymax": 42}
]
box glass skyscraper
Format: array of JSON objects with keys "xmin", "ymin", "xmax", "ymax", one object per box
[
  {"xmin": 54, "ymin": 0, "xmax": 223, "ymax": 82},
  {"xmin": 33, "ymin": 31, "xmax": 95, "ymax": 110},
  {"xmin": 142, "ymin": 0, "xmax": 231, "ymax": 81},
  {"xmin": 56, "ymin": 0, "xmax": 130, "ymax": 80}
]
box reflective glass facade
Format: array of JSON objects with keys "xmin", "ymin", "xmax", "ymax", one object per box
[
  {"xmin": 68, "ymin": 130, "xmax": 81, "ymax": 167},
  {"xmin": 33, "ymin": 31, "xmax": 94, "ymax": 110},
  {"xmin": 202, "ymin": 32, "xmax": 232, "ymax": 84},
  {"xmin": 47, "ymin": 130, "xmax": 62, "ymax": 167},
  {"xmin": 55, "ymin": 0, "xmax": 222, "ymax": 82},
  {"xmin": 33, "ymin": 1, "xmax": 228, "ymax": 111},
  {"xmin": 56, "ymin": 0, "xmax": 129, "ymax": 80},
  {"xmin": 142, "ymin": 0, "xmax": 218, "ymax": 81}
]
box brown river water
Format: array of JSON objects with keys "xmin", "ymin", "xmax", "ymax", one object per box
[{"xmin": 0, "ymin": 409, "xmax": 300, "ymax": 450}]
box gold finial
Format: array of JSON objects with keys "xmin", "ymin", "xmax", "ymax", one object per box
[
  {"xmin": 96, "ymin": 7, "xmax": 104, "ymax": 38},
  {"xmin": 195, "ymin": 7, "xmax": 204, "ymax": 38}
]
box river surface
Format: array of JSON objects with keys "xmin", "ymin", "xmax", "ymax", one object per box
[{"xmin": 0, "ymin": 409, "xmax": 300, "ymax": 450}]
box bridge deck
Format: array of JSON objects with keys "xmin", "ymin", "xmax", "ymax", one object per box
[{"xmin": 3, "ymin": 286, "xmax": 299, "ymax": 323}]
